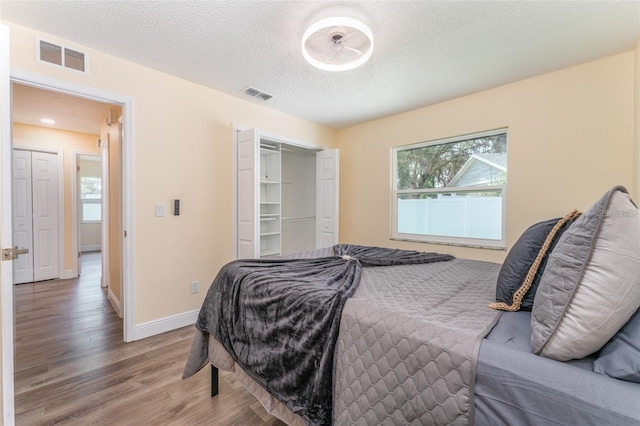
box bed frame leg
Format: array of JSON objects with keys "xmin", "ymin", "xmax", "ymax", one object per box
[{"xmin": 211, "ymin": 365, "xmax": 219, "ymax": 397}]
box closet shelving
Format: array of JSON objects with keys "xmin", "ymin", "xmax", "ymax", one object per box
[
  {"xmin": 236, "ymin": 127, "xmax": 338, "ymax": 260},
  {"xmin": 259, "ymin": 143, "xmax": 281, "ymax": 257}
]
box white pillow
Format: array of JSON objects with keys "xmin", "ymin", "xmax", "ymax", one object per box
[{"xmin": 531, "ymin": 186, "xmax": 640, "ymax": 361}]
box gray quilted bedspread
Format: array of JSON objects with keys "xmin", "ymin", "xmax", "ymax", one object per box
[
  {"xmin": 183, "ymin": 245, "xmax": 455, "ymax": 425},
  {"xmin": 333, "ymin": 258, "xmax": 501, "ymax": 425}
]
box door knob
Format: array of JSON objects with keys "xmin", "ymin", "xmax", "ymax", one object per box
[{"xmin": 14, "ymin": 246, "xmax": 29, "ymax": 256}]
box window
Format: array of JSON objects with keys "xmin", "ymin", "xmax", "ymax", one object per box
[
  {"xmin": 81, "ymin": 176, "xmax": 101, "ymax": 223},
  {"xmin": 392, "ymin": 129, "xmax": 507, "ymax": 248}
]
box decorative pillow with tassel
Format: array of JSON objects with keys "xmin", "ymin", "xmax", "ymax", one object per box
[{"xmin": 490, "ymin": 210, "xmax": 580, "ymax": 312}]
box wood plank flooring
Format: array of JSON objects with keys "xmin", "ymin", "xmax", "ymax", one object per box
[{"xmin": 14, "ymin": 252, "xmax": 287, "ymax": 425}]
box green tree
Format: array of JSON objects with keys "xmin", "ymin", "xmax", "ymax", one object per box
[
  {"xmin": 81, "ymin": 177, "xmax": 101, "ymax": 198},
  {"xmin": 397, "ymin": 134, "xmax": 506, "ymax": 190}
]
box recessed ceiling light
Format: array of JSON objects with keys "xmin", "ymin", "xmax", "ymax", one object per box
[
  {"xmin": 40, "ymin": 118, "xmax": 55, "ymax": 125},
  {"xmin": 302, "ymin": 17, "xmax": 374, "ymax": 72}
]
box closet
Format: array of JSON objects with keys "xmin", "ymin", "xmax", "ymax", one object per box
[
  {"xmin": 236, "ymin": 128, "xmax": 339, "ymax": 259},
  {"xmin": 12, "ymin": 149, "xmax": 60, "ymax": 284}
]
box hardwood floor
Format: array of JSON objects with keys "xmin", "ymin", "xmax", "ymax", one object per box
[{"xmin": 14, "ymin": 252, "xmax": 287, "ymax": 425}]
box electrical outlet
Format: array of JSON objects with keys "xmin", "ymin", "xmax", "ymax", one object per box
[
  {"xmin": 191, "ymin": 281, "xmax": 199, "ymax": 294},
  {"xmin": 155, "ymin": 203, "xmax": 165, "ymax": 217}
]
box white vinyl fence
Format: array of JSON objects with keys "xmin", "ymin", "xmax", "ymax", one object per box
[{"xmin": 398, "ymin": 195, "xmax": 502, "ymax": 240}]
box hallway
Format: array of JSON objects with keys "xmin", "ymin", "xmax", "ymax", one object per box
[{"xmin": 14, "ymin": 251, "xmax": 121, "ymax": 422}]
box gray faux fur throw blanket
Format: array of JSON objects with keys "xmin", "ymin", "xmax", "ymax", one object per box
[{"xmin": 183, "ymin": 245, "xmax": 454, "ymax": 425}]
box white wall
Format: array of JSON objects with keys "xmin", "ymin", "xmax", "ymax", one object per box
[{"xmin": 281, "ymin": 148, "xmax": 316, "ymax": 254}]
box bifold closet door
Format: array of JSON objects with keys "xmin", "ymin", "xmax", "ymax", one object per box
[
  {"xmin": 12, "ymin": 150, "xmax": 59, "ymax": 284},
  {"xmin": 316, "ymin": 149, "xmax": 339, "ymax": 248},
  {"xmin": 236, "ymin": 128, "xmax": 259, "ymax": 259},
  {"xmin": 12, "ymin": 150, "xmax": 34, "ymax": 284}
]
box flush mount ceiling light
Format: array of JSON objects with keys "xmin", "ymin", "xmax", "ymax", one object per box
[
  {"xmin": 302, "ymin": 17, "xmax": 374, "ymax": 72},
  {"xmin": 40, "ymin": 118, "xmax": 55, "ymax": 125}
]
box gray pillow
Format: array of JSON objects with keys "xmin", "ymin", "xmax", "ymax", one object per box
[
  {"xmin": 531, "ymin": 186, "xmax": 640, "ymax": 361},
  {"xmin": 593, "ymin": 309, "xmax": 640, "ymax": 383},
  {"xmin": 492, "ymin": 214, "xmax": 577, "ymax": 311}
]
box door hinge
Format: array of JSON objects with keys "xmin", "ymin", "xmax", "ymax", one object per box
[
  {"xmin": 77, "ymin": 165, "xmax": 80, "ymax": 172},
  {"xmin": 124, "ymin": 230, "xmax": 127, "ymax": 238}
]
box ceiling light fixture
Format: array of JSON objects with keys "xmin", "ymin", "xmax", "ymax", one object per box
[
  {"xmin": 302, "ymin": 17, "xmax": 374, "ymax": 72},
  {"xmin": 40, "ymin": 118, "xmax": 55, "ymax": 125}
]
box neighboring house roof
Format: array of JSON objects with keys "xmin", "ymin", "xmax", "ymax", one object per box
[
  {"xmin": 473, "ymin": 153, "xmax": 507, "ymax": 170},
  {"xmin": 448, "ymin": 153, "xmax": 507, "ymax": 187}
]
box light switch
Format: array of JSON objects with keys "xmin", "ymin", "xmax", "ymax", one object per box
[{"xmin": 155, "ymin": 203, "xmax": 165, "ymax": 217}]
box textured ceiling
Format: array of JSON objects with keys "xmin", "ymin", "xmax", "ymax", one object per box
[
  {"xmin": 2, "ymin": 1, "xmax": 640, "ymax": 130},
  {"xmin": 12, "ymin": 84, "xmax": 115, "ymax": 135}
]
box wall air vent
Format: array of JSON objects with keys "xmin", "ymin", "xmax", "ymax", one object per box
[
  {"xmin": 38, "ymin": 39, "xmax": 87, "ymax": 73},
  {"xmin": 241, "ymin": 86, "xmax": 273, "ymax": 102}
]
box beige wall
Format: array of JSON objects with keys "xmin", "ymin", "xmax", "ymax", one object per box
[
  {"xmin": 5, "ymin": 22, "xmax": 337, "ymax": 324},
  {"xmin": 337, "ymin": 52, "xmax": 635, "ymax": 263},
  {"xmin": 12, "ymin": 123, "xmax": 100, "ymax": 271}
]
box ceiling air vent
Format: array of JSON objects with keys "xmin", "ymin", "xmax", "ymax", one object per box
[
  {"xmin": 241, "ymin": 86, "xmax": 273, "ymax": 102},
  {"xmin": 38, "ymin": 39, "xmax": 87, "ymax": 73}
]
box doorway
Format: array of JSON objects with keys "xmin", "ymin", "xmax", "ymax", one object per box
[
  {"xmin": 10, "ymin": 81, "xmax": 125, "ymax": 416},
  {"xmin": 1, "ymin": 58, "xmax": 135, "ymax": 426},
  {"xmin": 11, "ymin": 82, "xmax": 114, "ymax": 283},
  {"xmin": 235, "ymin": 127, "xmax": 339, "ymax": 259},
  {"xmin": 76, "ymin": 153, "xmax": 102, "ymax": 279},
  {"xmin": 7, "ymin": 71, "xmax": 134, "ymax": 341}
]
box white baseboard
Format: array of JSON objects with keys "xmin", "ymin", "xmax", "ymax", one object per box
[
  {"xmin": 108, "ymin": 288, "xmax": 122, "ymax": 318},
  {"xmin": 59, "ymin": 269, "xmax": 76, "ymax": 280},
  {"xmin": 81, "ymin": 245, "xmax": 101, "ymax": 252},
  {"xmin": 131, "ymin": 310, "xmax": 199, "ymax": 341}
]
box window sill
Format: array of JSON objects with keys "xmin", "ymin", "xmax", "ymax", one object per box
[{"xmin": 390, "ymin": 236, "xmax": 507, "ymax": 251}]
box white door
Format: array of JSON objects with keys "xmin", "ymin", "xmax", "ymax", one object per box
[
  {"xmin": 31, "ymin": 151, "xmax": 59, "ymax": 281},
  {"xmin": 0, "ymin": 23, "xmax": 16, "ymax": 425},
  {"xmin": 12, "ymin": 150, "xmax": 33, "ymax": 284},
  {"xmin": 316, "ymin": 149, "xmax": 339, "ymax": 248},
  {"xmin": 12, "ymin": 150, "xmax": 59, "ymax": 283},
  {"xmin": 100, "ymin": 134, "xmax": 109, "ymax": 287},
  {"xmin": 236, "ymin": 128, "xmax": 259, "ymax": 259}
]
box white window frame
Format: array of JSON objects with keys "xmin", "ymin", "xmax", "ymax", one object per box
[{"xmin": 391, "ymin": 128, "xmax": 507, "ymax": 249}]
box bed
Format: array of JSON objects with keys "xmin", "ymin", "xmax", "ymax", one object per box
[{"xmin": 183, "ymin": 186, "xmax": 640, "ymax": 425}]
